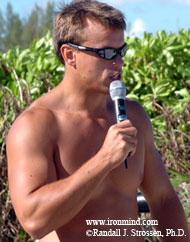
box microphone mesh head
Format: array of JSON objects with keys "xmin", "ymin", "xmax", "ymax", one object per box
[{"xmin": 109, "ymin": 81, "xmax": 126, "ymax": 100}]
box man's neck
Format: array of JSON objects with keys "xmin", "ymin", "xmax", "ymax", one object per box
[{"xmin": 58, "ymin": 78, "xmax": 111, "ymax": 119}]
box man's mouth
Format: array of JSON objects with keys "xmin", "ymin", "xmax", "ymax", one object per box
[{"xmin": 111, "ymin": 73, "xmax": 121, "ymax": 81}]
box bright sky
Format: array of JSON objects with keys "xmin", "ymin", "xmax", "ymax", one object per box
[{"xmin": 0, "ymin": 0, "xmax": 190, "ymax": 37}]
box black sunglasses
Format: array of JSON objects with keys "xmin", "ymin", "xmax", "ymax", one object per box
[{"xmin": 64, "ymin": 42, "xmax": 128, "ymax": 60}]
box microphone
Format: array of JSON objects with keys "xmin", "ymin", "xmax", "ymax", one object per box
[{"xmin": 109, "ymin": 80, "xmax": 128, "ymax": 169}]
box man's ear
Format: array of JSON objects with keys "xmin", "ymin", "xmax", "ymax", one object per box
[{"xmin": 60, "ymin": 45, "xmax": 76, "ymax": 67}]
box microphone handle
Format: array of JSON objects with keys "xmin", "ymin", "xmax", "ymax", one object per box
[
  {"xmin": 125, "ymin": 158, "xmax": 128, "ymax": 169},
  {"xmin": 114, "ymin": 98, "xmax": 128, "ymax": 169}
]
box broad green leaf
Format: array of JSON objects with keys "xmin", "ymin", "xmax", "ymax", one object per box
[{"xmin": 163, "ymin": 50, "xmax": 174, "ymax": 65}]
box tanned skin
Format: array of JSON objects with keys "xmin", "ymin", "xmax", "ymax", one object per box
[{"xmin": 7, "ymin": 19, "xmax": 190, "ymax": 242}]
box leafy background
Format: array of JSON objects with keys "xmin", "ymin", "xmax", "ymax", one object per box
[{"xmin": 0, "ymin": 29, "xmax": 190, "ymax": 241}]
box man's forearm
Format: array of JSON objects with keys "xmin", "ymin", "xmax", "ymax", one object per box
[{"xmin": 19, "ymin": 152, "xmax": 113, "ymax": 239}]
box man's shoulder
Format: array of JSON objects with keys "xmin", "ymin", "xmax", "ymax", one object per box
[
  {"xmin": 126, "ymin": 98, "xmax": 142, "ymax": 108},
  {"xmin": 126, "ymin": 98, "xmax": 152, "ymax": 132},
  {"xmin": 19, "ymin": 104, "xmax": 55, "ymax": 126},
  {"xmin": 7, "ymin": 104, "xmax": 57, "ymax": 143},
  {"xmin": 126, "ymin": 98, "xmax": 147, "ymax": 117}
]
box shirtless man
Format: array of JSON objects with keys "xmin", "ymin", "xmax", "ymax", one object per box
[{"xmin": 7, "ymin": 1, "xmax": 189, "ymax": 241}]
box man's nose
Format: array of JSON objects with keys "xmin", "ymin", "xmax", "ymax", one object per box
[{"xmin": 112, "ymin": 54, "xmax": 124, "ymax": 66}]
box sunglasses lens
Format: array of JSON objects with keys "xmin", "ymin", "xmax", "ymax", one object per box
[
  {"xmin": 97, "ymin": 43, "xmax": 127, "ymax": 60},
  {"xmin": 121, "ymin": 45, "xmax": 127, "ymax": 57},
  {"xmin": 97, "ymin": 50, "xmax": 104, "ymax": 58},
  {"xmin": 104, "ymin": 49, "xmax": 116, "ymax": 60}
]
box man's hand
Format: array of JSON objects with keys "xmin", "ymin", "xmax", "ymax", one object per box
[{"xmin": 100, "ymin": 120, "xmax": 137, "ymax": 169}]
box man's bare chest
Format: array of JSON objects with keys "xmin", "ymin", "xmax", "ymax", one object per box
[
  {"xmin": 54, "ymin": 113, "xmax": 145, "ymax": 191},
  {"xmin": 55, "ymin": 116, "xmax": 110, "ymax": 172}
]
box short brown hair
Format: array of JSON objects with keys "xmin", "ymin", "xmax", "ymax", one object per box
[{"xmin": 53, "ymin": 0, "xmax": 126, "ymax": 64}]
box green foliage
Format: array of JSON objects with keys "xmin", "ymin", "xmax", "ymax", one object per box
[
  {"xmin": 0, "ymin": 29, "xmax": 190, "ymax": 240},
  {"xmin": 0, "ymin": 31, "xmax": 63, "ymax": 101},
  {"xmin": 123, "ymin": 29, "xmax": 190, "ymax": 116}
]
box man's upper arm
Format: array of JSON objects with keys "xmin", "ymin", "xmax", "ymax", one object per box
[
  {"xmin": 7, "ymin": 109, "xmax": 57, "ymax": 217},
  {"xmin": 138, "ymin": 105, "xmax": 176, "ymax": 205}
]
